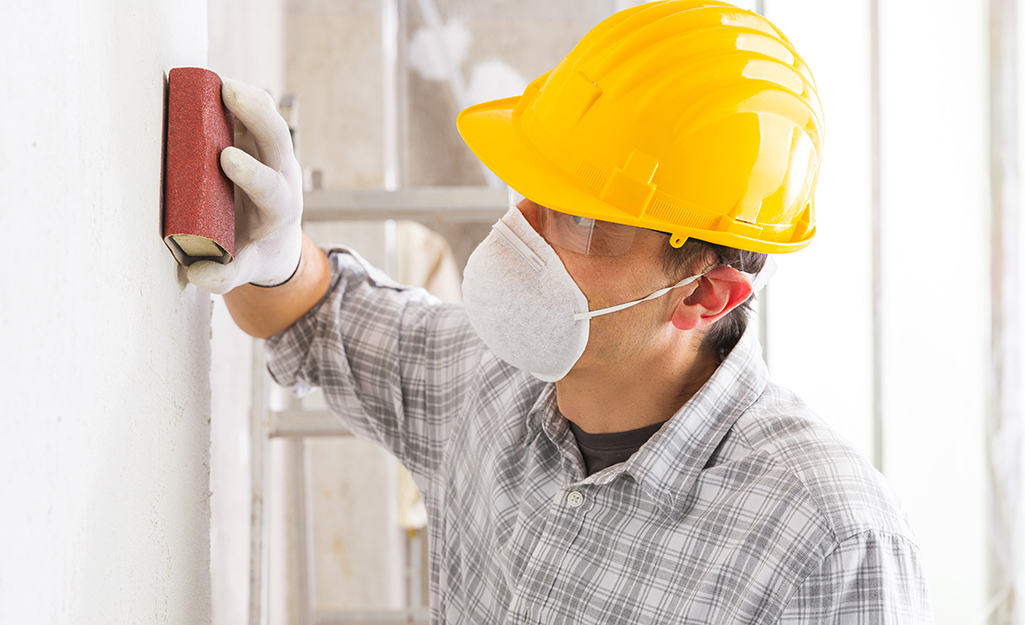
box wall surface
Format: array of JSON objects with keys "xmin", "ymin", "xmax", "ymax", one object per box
[
  {"xmin": 0, "ymin": 2, "xmax": 213, "ymax": 623},
  {"xmin": 874, "ymin": 1, "xmax": 989, "ymax": 619},
  {"xmin": 207, "ymin": 2, "xmax": 287, "ymax": 624},
  {"xmin": 762, "ymin": 1, "xmax": 989, "ymax": 622}
]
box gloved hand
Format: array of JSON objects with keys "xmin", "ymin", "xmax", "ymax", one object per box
[{"xmin": 186, "ymin": 78, "xmax": 303, "ymax": 295}]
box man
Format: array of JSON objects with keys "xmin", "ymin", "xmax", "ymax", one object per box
[{"xmin": 191, "ymin": 1, "xmax": 933, "ymax": 622}]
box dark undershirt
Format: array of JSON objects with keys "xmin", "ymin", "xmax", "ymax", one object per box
[{"xmin": 568, "ymin": 420, "xmax": 668, "ymax": 476}]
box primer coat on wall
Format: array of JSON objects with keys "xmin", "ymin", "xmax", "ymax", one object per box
[{"xmin": 0, "ymin": 2, "xmax": 213, "ymax": 623}]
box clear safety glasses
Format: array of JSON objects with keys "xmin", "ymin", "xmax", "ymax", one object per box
[{"xmin": 536, "ymin": 204, "xmax": 643, "ymax": 257}]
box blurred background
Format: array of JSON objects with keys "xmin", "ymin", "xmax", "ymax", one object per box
[{"xmin": 1, "ymin": 1, "xmax": 1021, "ymax": 624}]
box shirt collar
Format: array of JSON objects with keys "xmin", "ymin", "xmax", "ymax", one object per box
[
  {"xmin": 529, "ymin": 329, "xmax": 769, "ymax": 517},
  {"xmin": 625, "ymin": 329, "xmax": 769, "ymax": 520},
  {"xmin": 530, "ymin": 383, "xmax": 588, "ymax": 480}
]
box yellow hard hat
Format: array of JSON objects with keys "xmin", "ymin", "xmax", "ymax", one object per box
[{"xmin": 457, "ymin": 0, "xmax": 824, "ymax": 254}]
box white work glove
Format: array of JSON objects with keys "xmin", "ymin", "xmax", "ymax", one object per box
[{"xmin": 187, "ymin": 78, "xmax": 303, "ymax": 294}]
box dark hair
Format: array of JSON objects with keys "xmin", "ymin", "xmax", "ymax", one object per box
[{"xmin": 659, "ymin": 237, "xmax": 767, "ymax": 362}]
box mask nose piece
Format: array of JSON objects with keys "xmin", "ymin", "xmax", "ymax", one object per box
[{"xmin": 492, "ymin": 218, "xmax": 546, "ymax": 273}]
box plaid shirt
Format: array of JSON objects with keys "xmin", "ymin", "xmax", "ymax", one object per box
[{"xmin": 267, "ymin": 248, "xmax": 933, "ymax": 624}]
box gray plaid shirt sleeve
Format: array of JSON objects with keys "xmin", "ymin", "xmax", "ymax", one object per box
[
  {"xmin": 265, "ymin": 246, "xmax": 485, "ymax": 483},
  {"xmin": 779, "ymin": 530, "xmax": 933, "ymax": 624}
]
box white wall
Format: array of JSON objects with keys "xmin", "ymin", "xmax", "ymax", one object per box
[
  {"xmin": 875, "ymin": 2, "xmax": 989, "ymax": 620},
  {"xmin": 0, "ymin": 2, "xmax": 213, "ymax": 623},
  {"xmin": 763, "ymin": 1, "xmax": 989, "ymax": 622},
  {"xmin": 207, "ymin": 2, "xmax": 287, "ymax": 624}
]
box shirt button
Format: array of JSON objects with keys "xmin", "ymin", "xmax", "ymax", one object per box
[{"xmin": 567, "ymin": 490, "xmax": 585, "ymax": 508}]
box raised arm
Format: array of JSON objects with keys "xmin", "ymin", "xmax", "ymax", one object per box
[
  {"xmin": 219, "ymin": 232, "xmax": 330, "ymax": 338},
  {"xmin": 186, "ymin": 78, "xmax": 325, "ymax": 337}
]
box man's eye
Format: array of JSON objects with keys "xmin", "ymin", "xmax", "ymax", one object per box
[{"xmin": 571, "ymin": 215, "xmax": 592, "ymax": 228}]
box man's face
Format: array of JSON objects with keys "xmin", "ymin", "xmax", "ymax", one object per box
[{"xmin": 516, "ymin": 199, "xmax": 693, "ymax": 372}]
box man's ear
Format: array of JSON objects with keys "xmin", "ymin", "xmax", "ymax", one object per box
[{"xmin": 670, "ymin": 265, "xmax": 754, "ymax": 331}]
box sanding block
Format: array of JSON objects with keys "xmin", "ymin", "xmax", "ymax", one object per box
[{"xmin": 163, "ymin": 67, "xmax": 235, "ymax": 266}]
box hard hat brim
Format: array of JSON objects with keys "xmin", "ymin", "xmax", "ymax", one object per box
[{"xmin": 457, "ymin": 97, "xmax": 630, "ymax": 228}]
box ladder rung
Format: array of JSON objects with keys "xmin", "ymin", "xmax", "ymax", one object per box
[
  {"xmin": 315, "ymin": 609, "xmax": 430, "ymax": 624},
  {"xmin": 269, "ymin": 410, "xmax": 352, "ymax": 437},
  {"xmin": 303, "ymin": 186, "xmax": 507, "ymax": 223}
]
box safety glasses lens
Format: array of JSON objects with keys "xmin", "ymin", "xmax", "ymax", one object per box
[{"xmin": 537, "ymin": 205, "xmax": 637, "ymax": 257}]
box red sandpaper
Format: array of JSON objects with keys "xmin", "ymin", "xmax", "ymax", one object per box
[{"xmin": 163, "ymin": 67, "xmax": 235, "ymax": 265}]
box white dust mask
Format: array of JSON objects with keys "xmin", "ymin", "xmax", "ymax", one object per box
[
  {"xmin": 461, "ymin": 207, "xmax": 775, "ymax": 382},
  {"xmin": 462, "ymin": 206, "xmax": 590, "ymax": 382}
]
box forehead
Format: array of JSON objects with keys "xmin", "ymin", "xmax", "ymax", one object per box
[{"xmin": 626, "ymin": 226, "xmax": 671, "ymax": 260}]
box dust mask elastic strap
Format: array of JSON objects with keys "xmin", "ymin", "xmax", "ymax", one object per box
[
  {"xmin": 572, "ymin": 257, "xmax": 777, "ymax": 322},
  {"xmin": 573, "ymin": 270, "xmax": 711, "ymax": 322}
]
